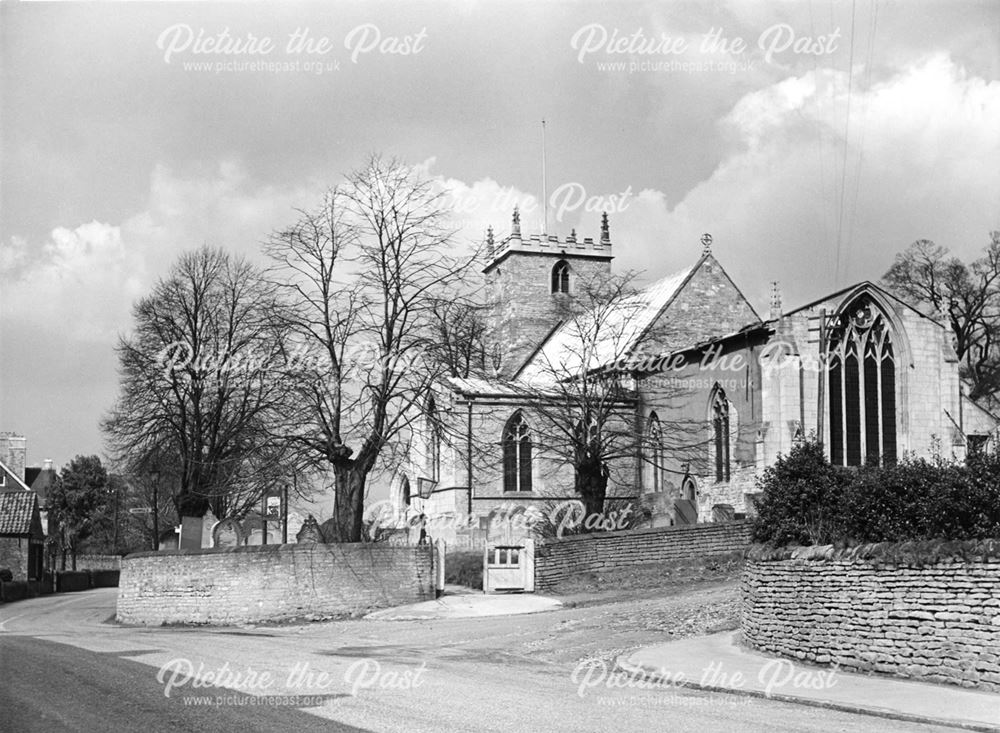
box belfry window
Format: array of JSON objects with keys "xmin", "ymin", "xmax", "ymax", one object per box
[
  {"xmin": 711, "ymin": 387, "xmax": 731, "ymax": 482},
  {"xmin": 502, "ymin": 411, "xmax": 532, "ymax": 492},
  {"xmin": 827, "ymin": 298, "xmax": 897, "ymax": 466},
  {"xmin": 551, "ymin": 260, "xmax": 570, "ymax": 293}
]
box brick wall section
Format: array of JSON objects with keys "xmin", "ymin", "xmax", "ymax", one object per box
[
  {"xmin": 117, "ymin": 543, "xmax": 434, "ymax": 626},
  {"xmin": 534, "ymin": 521, "xmax": 752, "ymax": 590},
  {"xmin": 741, "ymin": 545, "xmax": 1000, "ymax": 692}
]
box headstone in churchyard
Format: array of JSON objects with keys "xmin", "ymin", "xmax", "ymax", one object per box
[
  {"xmin": 712, "ymin": 503, "xmax": 736, "ymax": 522},
  {"xmin": 179, "ymin": 515, "xmax": 204, "ymax": 550},
  {"xmin": 212, "ymin": 517, "xmax": 245, "ymax": 548},
  {"xmin": 296, "ymin": 515, "xmax": 322, "ymax": 544}
]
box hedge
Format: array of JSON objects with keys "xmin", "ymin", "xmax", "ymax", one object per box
[
  {"xmin": 90, "ymin": 570, "xmax": 120, "ymax": 587},
  {"xmin": 56, "ymin": 571, "xmax": 92, "ymax": 593},
  {"xmin": 751, "ymin": 441, "xmax": 1000, "ymax": 546}
]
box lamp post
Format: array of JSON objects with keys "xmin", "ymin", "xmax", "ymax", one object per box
[
  {"xmin": 150, "ymin": 469, "xmax": 160, "ymax": 551},
  {"xmin": 111, "ymin": 479, "xmax": 120, "ymax": 554}
]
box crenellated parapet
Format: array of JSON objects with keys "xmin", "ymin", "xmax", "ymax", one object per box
[{"xmin": 484, "ymin": 207, "xmax": 613, "ymax": 272}]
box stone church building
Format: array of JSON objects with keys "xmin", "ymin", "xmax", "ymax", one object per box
[{"xmin": 381, "ymin": 211, "xmax": 999, "ymax": 540}]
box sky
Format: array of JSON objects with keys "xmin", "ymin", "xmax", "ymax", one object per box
[{"xmin": 1, "ymin": 0, "xmax": 998, "ymax": 469}]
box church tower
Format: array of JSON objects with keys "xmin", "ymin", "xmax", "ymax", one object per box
[{"xmin": 483, "ymin": 208, "xmax": 614, "ymax": 376}]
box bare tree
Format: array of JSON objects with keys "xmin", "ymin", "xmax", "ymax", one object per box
[
  {"xmin": 103, "ymin": 246, "xmax": 295, "ymax": 521},
  {"xmin": 883, "ymin": 232, "xmax": 1000, "ymax": 398},
  {"xmin": 428, "ymin": 298, "xmax": 489, "ymax": 379},
  {"xmin": 265, "ymin": 155, "xmax": 476, "ymax": 542},
  {"xmin": 510, "ymin": 272, "xmax": 701, "ymax": 521}
]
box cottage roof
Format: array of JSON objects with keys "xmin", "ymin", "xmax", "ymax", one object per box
[
  {"xmin": 0, "ymin": 490, "xmax": 39, "ymax": 535},
  {"xmin": 26, "ymin": 467, "xmax": 57, "ymax": 503}
]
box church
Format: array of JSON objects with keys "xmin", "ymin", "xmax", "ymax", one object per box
[{"xmin": 382, "ymin": 210, "xmax": 999, "ymax": 541}]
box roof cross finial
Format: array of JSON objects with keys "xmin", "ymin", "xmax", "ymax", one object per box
[
  {"xmin": 770, "ymin": 281, "xmax": 783, "ymax": 321},
  {"xmin": 701, "ymin": 233, "xmax": 713, "ymax": 254},
  {"xmin": 600, "ymin": 211, "xmax": 610, "ymax": 244},
  {"xmin": 486, "ymin": 225, "xmax": 495, "ymax": 255}
]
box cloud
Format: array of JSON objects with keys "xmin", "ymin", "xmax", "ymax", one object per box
[
  {"xmin": 0, "ymin": 161, "xmax": 325, "ymax": 463},
  {"xmin": 2, "ymin": 162, "xmax": 322, "ymax": 342},
  {"xmin": 607, "ymin": 54, "xmax": 1000, "ymax": 307}
]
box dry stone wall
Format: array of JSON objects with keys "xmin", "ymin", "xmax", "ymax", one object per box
[
  {"xmin": 534, "ymin": 521, "xmax": 752, "ymax": 590},
  {"xmin": 117, "ymin": 543, "xmax": 434, "ymax": 625},
  {"xmin": 741, "ymin": 543, "xmax": 1000, "ymax": 691}
]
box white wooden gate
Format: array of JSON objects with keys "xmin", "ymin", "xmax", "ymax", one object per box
[{"xmin": 483, "ymin": 539, "xmax": 534, "ymax": 592}]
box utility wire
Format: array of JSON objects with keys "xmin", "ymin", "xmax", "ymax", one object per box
[{"xmin": 835, "ymin": 0, "xmax": 859, "ymax": 287}]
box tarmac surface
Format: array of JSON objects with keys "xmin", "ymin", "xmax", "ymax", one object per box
[
  {"xmin": 620, "ymin": 631, "xmax": 1000, "ymax": 732},
  {"xmin": 2, "ymin": 585, "xmax": 989, "ymax": 732}
]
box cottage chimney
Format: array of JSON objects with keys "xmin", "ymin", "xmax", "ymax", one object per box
[{"xmin": 0, "ymin": 433, "xmax": 27, "ymax": 482}]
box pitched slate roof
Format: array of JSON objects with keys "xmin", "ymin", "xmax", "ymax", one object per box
[
  {"xmin": 27, "ymin": 467, "xmax": 57, "ymax": 504},
  {"xmin": 517, "ymin": 262, "xmax": 697, "ymax": 384},
  {"xmin": 0, "ymin": 490, "xmax": 39, "ymax": 535}
]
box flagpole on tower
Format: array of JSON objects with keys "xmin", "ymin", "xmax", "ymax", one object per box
[{"xmin": 541, "ymin": 118, "xmax": 548, "ymax": 236}]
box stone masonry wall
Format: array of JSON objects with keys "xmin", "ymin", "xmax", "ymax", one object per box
[
  {"xmin": 742, "ymin": 545, "xmax": 1000, "ymax": 692},
  {"xmin": 117, "ymin": 543, "xmax": 434, "ymax": 625},
  {"xmin": 534, "ymin": 521, "xmax": 752, "ymax": 590},
  {"xmin": 74, "ymin": 554, "xmax": 122, "ymax": 570}
]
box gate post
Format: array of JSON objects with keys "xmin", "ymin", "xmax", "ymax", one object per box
[
  {"xmin": 434, "ymin": 539, "xmax": 446, "ymax": 597},
  {"xmin": 523, "ymin": 538, "xmax": 535, "ymax": 592}
]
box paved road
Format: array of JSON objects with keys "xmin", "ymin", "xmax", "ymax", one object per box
[
  {"xmin": 0, "ymin": 586, "xmax": 961, "ymax": 732},
  {"xmin": 0, "ymin": 636, "xmax": 365, "ymax": 733}
]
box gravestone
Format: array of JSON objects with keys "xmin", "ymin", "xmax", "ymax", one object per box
[
  {"xmin": 212, "ymin": 517, "xmax": 245, "ymax": 548},
  {"xmin": 296, "ymin": 515, "xmax": 322, "ymax": 544}
]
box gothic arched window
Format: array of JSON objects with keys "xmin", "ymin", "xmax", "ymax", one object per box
[
  {"xmin": 401, "ymin": 475, "xmax": 411, "ymax": 507},
  {"xmin": 646, "ymin": 412, "xmax": 664, "ymax": 492},
  {"xmin": 551, "ymin": 260, "xmax": 570, "ymax": 293},
  {"xmin": 711, "ymin": 387, "xmax": 731, "ymax": 482},
  {"xmin": 426, "ymin": 396, "xmax": 441, "ymax": 482},
  {"xmin": 827, "ymin": 297, "xmax": 897, "ymax": 466},
  {"xmin": 502, "ymin": 411, "xmax": 533, "ymax": 492}
]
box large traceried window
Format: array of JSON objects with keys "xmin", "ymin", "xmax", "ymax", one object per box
[
  {"xmin": 711, "ymin": 387, "xmax": 731, "ymax": 483},
  {"xmin": 502, "ymin": 411, "xmax": 533, "ymax": 492},
  {"xmin": 827, "ymin": 297, "xmax": 897, "ymax": 466},
  {"xmin": 646, "ymin": 412, "xmax": 664, "ymax": 492}
]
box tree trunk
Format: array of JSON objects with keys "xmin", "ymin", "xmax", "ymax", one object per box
[
  {"xmin": 575, "ymin": 459, "xmax": 608, "ymax": 529},
  {"xmin": 326, "ymin": 443, "xmax": 368, "ymax": 543},
  {"xmin": 329, "ymin": 467, "xmax": 366, "ymax": 542}
]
